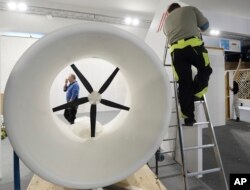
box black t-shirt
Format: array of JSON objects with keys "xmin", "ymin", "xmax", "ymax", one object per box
[{"xmin": 233, "ymin": 81, "xmax": 239, "ymax": 95}]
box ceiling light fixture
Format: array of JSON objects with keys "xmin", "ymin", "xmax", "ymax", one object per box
[
  {"xmin": 124, "ymin": 17, "xmax": 132, "ymax": 25},
  {"xmin": 7, "ymin": 2, "xmax": 27, "ymax": 12},
  {"xmin": 125, "ymin": 17, "xmax": 140, "ymax": 26},
  {"xmin": 132, "ymin": 18, "xmax": 140, "ymax": 26},
  {"xmin": 46, "ymin": 14, "xmax": 53, "ymax": 20},
  {"xmin": 7, "ymin": 2, "xmax": 17, "ymax": 10},
  {"xmin": 210, "ymin": 29, "xmax": 220, "ymax": 36},
  {"xmin": 18, "ymin": 2, "xmax": 27, "ymax": 12}
]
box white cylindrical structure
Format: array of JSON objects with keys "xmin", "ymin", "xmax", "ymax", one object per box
[{"xmin": 4, "ymin": 23, "xmax": 172, "ymax": 189}]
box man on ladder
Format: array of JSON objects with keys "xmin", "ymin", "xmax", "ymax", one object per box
[{"xmin": 163, "ymin": 3, "xmax": 213, "ymax": 126}]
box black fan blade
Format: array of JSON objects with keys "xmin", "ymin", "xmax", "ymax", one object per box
[
  {"xmin": 90, "ymin": 104, "xmax": 97, "ymax": 137},
  {"xmin": 100, "ymin": 99, "xmax": 130, "ymax": 111},
  {"xmin": 52, "ymin": 97, "xmax": 88, "ymax": 112},
  {"xmin": 98, "ymin": 68, "xmax": 119, "ymax": 94},
  {"xmin": 71, "ymin": 64, "xmax": 93, "ymax": 93}
]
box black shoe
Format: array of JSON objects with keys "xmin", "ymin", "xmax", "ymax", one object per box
[
  {"xmin": 236, "ymin": 117, "xmax": 240, "ymax": 122},
  {"xmin": 183, "ymin": 118, "xmax": 196, "ymax": 126},
  {"xmin": 194, "ymin": 96, "xmax": 204, "ymax": 102}
]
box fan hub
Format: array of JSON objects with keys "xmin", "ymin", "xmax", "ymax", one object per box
[{"xmin": 88, "ymin": 91, "xmax": 101, "ymax": 104}]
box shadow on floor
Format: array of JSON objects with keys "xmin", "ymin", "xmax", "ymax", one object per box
[{"xmin": 201, "ymin": 120, "xmax": 250, "ymax": 190}]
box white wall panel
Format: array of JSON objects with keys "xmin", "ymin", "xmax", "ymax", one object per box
[{"xmin": 0, "ymin": 36, "xmax": 37, "ymax": 93}]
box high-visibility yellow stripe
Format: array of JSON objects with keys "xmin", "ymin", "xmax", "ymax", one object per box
[
  {"xmin": 181, "ymin": 112, "xmax": 188, "ymax": 119},
  {"xmin": 195, "ymin": 87, "xmax": 208, "ymax": 98},
  {"xmin": 202, "ymin": 52, "xmax": 210, "ymax": 66},
  {"xmin": 172, "ymin": 65, "xmax": 179, "ymax": 81},
  {"xmin": 170, "ymin": 38, "xmax": 203, "ymax": 53}
]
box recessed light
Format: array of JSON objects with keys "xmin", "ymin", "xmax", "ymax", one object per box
[
  {"xmin": 132, "ymin": 18, "xmax": 140, "ymax": 26},
  {"xmin": 46, "ymin": 14, "xmax": 53, "ymax": 20},
  {"xmin": 18, "ymin": 2, "xmax": 27, "ymax": 12},
  {"xmin": 210, "ymin": 29, "xmax": 220, "ymax": 36},
  {"xmin": 125, "ymin": 17, "xmax": 132, "ymax": 25},
  {"xmin": 7, "ymin": 2, "xmax": 17, "ymax": 11}
]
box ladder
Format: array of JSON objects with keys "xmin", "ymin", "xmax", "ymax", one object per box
[{"xmin": 154, "ymin": 40, "xmax": 229, "ymax": 190}]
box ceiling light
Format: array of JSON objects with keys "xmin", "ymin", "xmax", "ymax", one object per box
[
  {"xmin": 46, "ymin": 14, "xmax": 53, "ymax": 20},
  {"xmin": 18, "ymin": 2, "xmax": 27, "ymax": 12},
  {"xmin": 125, "ymin": 17, "xmax": 132, "ymax": 25},
  {"xmin": 210, "ymin": 29, "xmax": 220, "ymax": 36},
  {"xmin": 132, "ymin": 18, "xmax": 140, "ymax": 26},
  {"xmin": 7, "ymin": 2, "xmax": 17, "ymax": 10}
]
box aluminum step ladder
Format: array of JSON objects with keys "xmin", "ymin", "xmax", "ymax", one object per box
[{"xmin": 154, "ymin": 40, "xmax": 229, "ymax": 190}]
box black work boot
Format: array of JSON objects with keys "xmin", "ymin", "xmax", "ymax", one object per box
[
  {"xmin": 194, "ymin": 96, "xmax": 204, "ymax": 102},
  {"xmin": 183, "ymin": 118, "xmax": 196, "ymax": 126}
]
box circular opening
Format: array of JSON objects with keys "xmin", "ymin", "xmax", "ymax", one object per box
[
  {"xmin": 50, "ymin": 58, "xmax": 129, "ymax": 140},
  {"xmin": 4, "ymin": 24, "xmax": 172, "ymax": 189}
]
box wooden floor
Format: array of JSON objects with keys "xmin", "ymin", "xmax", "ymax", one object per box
[{"xmin": 27, "ymin": 165, "xmax": 167, "ymax": 190}]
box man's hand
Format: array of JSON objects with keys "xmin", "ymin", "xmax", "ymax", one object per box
[
  {"xmin": 65, "ymin": 78, "xmax": 69, "ymax": 84},
  {"xmin": 64, "ymin": 78, "xmax": 69, "ymax": 92}
]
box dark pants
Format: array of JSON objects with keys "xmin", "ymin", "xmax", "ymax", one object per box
[
  {"xmin": 64, "ymin": 107, "xmax": 77, "ymax": 124},
  {"xmin": 171, "ymin": 44, "xmax": 212, "ymax": 121}
]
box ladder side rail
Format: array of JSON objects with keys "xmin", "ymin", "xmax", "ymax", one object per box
[
  {"xmin": 163, "ymin": 38, "xmax": 189, "ymax": 190},
  {"xmin": 163, "ymin": 38, "xmax": 178, "ymax": 160},
  {"xmin": 155, "ymin": 148, "xmax": 160, "ymax": 178},
  {"xmin": 173, "ymin": 80, "xmax": 189, "ymax": 190},
  {"xmin": 203, "ymin": 96, "xmax": 229, "ymax": 190},
  {"xmin": 163, "ymin": 40, "xmax": 169, "ymax": 66},
  {"xmin": 154, "ymin": 39, "xmax": 171, "ymax": 177}
]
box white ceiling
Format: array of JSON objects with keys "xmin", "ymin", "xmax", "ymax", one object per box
[
  {"xmin": 8, "ymin": 0, "xmax": 160, "ymax": 19},
  {"xmin": 0, "ymin": 0, "xmax": 249, "ymax": 36},
  {"xmin": 1, "ymin": 0, "xmax": 250, "ymax": 20},
  {"xmin": 43, "ymin": 0, "xmax": 159, "ymax": 14},
  {"xmin": 181, "ymin": 0, "xmax": 250, "ymax": 19}
]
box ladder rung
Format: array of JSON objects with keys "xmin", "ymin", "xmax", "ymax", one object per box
[
  {"xmin": 172, "ymin": 110, "xmax": 177, "ymax": 113},
  {"xmin": 194, "ymin": 100, "xmax": 204, "ymax": 104},
  {"xmin": 162, "ymin": 150, "xmax": 175, "ymax": 154},
  {"xmin": 164, "ymin": 64, "xmax": 172, "ymax": 67},
  {"xmin": 163, "ymin": 162, "xmax": 179, "ymax": 167},
  {"xmin": 172, "ymin": 97, "xmax": 176, "ymax": 99},
  {"xmin": 163, "ymin": 138, "xmax": 176, "ymax": 141},
  {"xmin": 170, "ymin": 81, "xmax": 177, "ymax": 83},
  {"xmin": 193, "ymin": 121, "xmax": 210, "ymax": 126},
  {"xmin": 169, "ymin": 125, "xmax": 178, "ymax": 128},
  {"xmin": 159, "ymin": 173, "xmax": 182, "ymax": 179},
  {"xmin": 183, "ymin": 144, "xmax": 215, "ymax": 151},
  {"xmin": 187, "ymin": 168, "xmax": 221, "ymax": 177},
  {"xmin": 151, "ymin": 162, "xmax": 179, "ymax": 168}
]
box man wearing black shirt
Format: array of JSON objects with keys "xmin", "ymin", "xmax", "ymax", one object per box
[{"xmin": 230, "ymin": 81, "xmax": 240, "ymax": 122}]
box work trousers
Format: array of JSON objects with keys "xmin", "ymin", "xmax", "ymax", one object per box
[
  {"xmin": 64, "ymin": 107, "xmax": 77, "ymax": 124},
  {"xmin": 170, "ymin": 43, "xmax": 212, "ymax": 121},
  {"xmin": 232, "ymin": 94, "xmax": 240, "ymax": 119}
]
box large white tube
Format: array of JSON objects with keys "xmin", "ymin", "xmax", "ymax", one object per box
[{"xmin": 4, "ymin": 23, "xmax": 172, "ymax": 189}]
